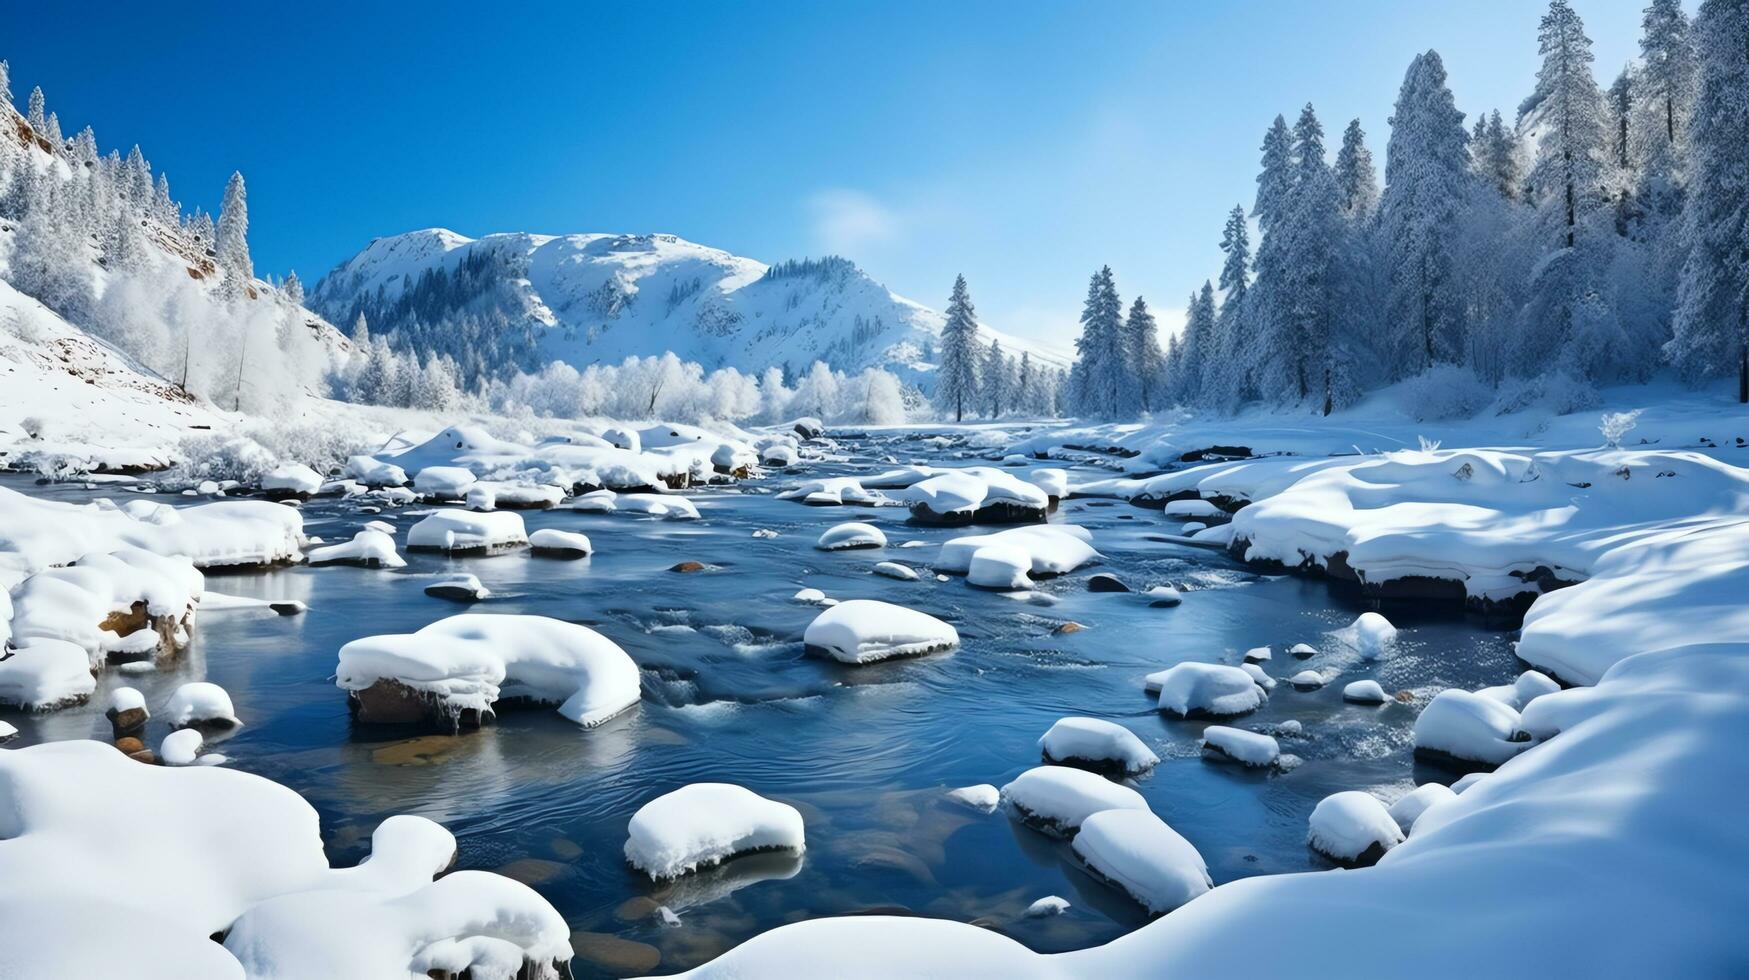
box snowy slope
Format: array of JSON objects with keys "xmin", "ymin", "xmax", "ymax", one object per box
[{"xmin": 310, "ymin": 228, "xmax": 1069, "ymax": 387}]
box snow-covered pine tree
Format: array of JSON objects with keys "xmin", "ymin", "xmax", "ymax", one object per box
[
  {"xmin": 1524, "ymin": 0, "xmax": 1606, "ymax": 250},
  {"xmin": 1604, "ymin": 66, "xmax": 1635, "ymax": 174},
  {"xmin": 935, "ymin": 274, "xmax": 981, "ymax": 421},
  {"xmin": 1210, "ymin": 204, "xmax": 1253, "ymax": 409},
  {"xmin": 216, "ymin": 171, "xmax": 253, "ymax": 300},
  {"xmin": 1070, "ymin": 266, "xmax": 1125, "ymax": 418},
  {"xmin": 1475, "ymin": 110, "xmax": 1521, "ymax": 199},
  {"xmin": 1334, "ymin": 119, "xmax": 1379, "ymax": 222},
  {"xmin": 983, "ymin": 339, "xmax": 1010, "ymax": 417},
  {"xmin": 1281, "ymin": 103, "xmax": 1343, "ymax": 406},
  {"xmin": 351, "ymin": 311, "xmax": 370, "ymax": 344},
  {"xmin": 1378, "ymin": 51, "xmax": 1472, "ymax": 378},
  {"xmin": 1124, "ymin": 296, "xmax": 1164, "ymax": 412},
  {"xmin": 1015, "ymin": 351, "xmax": 1036, "ymax": 415},
  {"xmin": 1667, "ymin": 0, "xmax": 1749, "ymax": 401},
  {"xmin": 0, "ymin": 60, "xmax": 10, "ymax": 109},
  {"xmin": 1248, "ymin": 116, "xmax": 1298, "ymax": 401},
  {"xmin": 283, "ymin": 271, "xmax": 305, "ymax": 308},
  {"xmin": 1630, "ymin": 0, "xmax": 1696, "ymax": 204},
  {"xmin": 26, "ymin": 85, "xmax": 44, "ymax": 134}
]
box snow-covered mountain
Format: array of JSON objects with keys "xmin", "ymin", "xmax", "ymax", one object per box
[{"xmin": 310, "ymin": 229, "xmax": 1068, "ymax": 388}]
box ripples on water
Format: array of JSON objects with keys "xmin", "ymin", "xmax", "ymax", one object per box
[{"xmin": 0, "ymin": 438, "xmax": 1520, "ymax": 977}]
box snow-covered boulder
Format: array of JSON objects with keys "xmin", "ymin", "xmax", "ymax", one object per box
[
  {"xmin": 406, "ymin": 510, "xmax": 527, "ymax": 554},
  {"xmin": 1241, "ymin": 662, "xmax": 1276, "ymax": 691},
  {"xmin": 529, "ymin": 528, "xmax": 593, "ymax": 558},
  {"xmin": 344, "ymin": 454, "xmax": 408, "ymax": 487},
  {"xmin": 307, "ymin": 529, "xmax": 405, "ymax": 568},
  {"xmin": 1413, "ymin": 689, "xmax": 1528, "ymax": 771},
  {"xmin": 336, "ymin": 614, "xmax": 641, "ymax": 729},
  {"xmin": 412, "ymin": 465, "xmax": 477, "ymax": 501},
  {"xmin": 106, "ymin": 685, "xmax": 149, "ymax": 739},
  {"xmin": 761, "ymin": 444, "xmax": 799, "ymax": 467},
  {"xmin": 571, "ymin": 490, "xmax": 700, "ymax": 519},
  {"xmin": 1200, "ymin": 725, "xmax": 1280, "ymax": 767},
  {"xmin": 1145, "ymin": 585, "xmax": 1183, "ymax": 607},
  {"xmin": 472, "ymin": 481, "xmax": 564, "ymax": 510},
  {"xmin": 872, "ymin": 561, "xmax": 919, "ymax": 581},
  {"xmin": 967, "ymin": 543, "xmax": 1034, "ymax": 589},
  {"xmin": 947, "ymin": 784, "xmax": 1000, "ymax": 813},
  {"xmin": 1025, "ymin": 896, "xmax": 1070, "ymax": 917},
  {"xmin": 1288, "ymin": 642, "xmax": 1318, "ymax": 658},
  {"xmin": 0, "ymin": 639, "xmax": 96, "ymax": 710},
  {"xmin": 816, "ymin": 522, "xmax": 887, "ymax": 551},
  {"xmin": 1145, "ymin": 662, "xmax": 1266, "ymax": 719},
  {"xmin": 802, "ymin": 599, "xmax": 959, "ymax": 664},
  {"xmin": 1344, "ymin": 612, "xmax": 1398, "ymax": 657},
  {"xmin": 1038, "ymin": 717, "xmax": 1159, "ymax": 774},
  {"xmin": 7, "ymin": 548, "xmax": 202, "ymax": 665},
  {"xmin": 776, "ymin": 476, "xmax": 890, "ymax": 507},
  {"xmin": 164, "ymin": 681, "xmax": 240, "ymax": 731},
  {"xmin": 935, "ymin": 524, "xmax": 1099, "ymax": 580},
  {"xmin": 1388, "ymin": 783, "xmax": 1456, "ymax": 834},
  {"xmin": 903, "ymin": 467, "xmax": 1051, "ymax": 525},
  {"xmin": 160, "ymin": 727, "xmax": 205, "ymax": 766},
  {"xmin": 1022, "ymin": 468, "xmax": 1069, "ymax": 501},
  {"xmin": 1288, "ymin": 669, "xmax": 1326, "ymax": 689},
  {"xmin": 1343, "ymin": 679, "xmax": 1388, "ymax": 704},
  {"xmin": 424, "ymin": 573, "xmax": 490, "ymax": 603},
  {"xmin": 1480, "ymin": 669, "xmax": 1563, "ymax": 711},
  {"xmin": 999, "ymin": 765, "xmax": 1149, "ymax": 838},
  {"xmin": 1071, "ymin": 809, "xmax": 1212, "ymax": 914},
  {"xmin": 791, "ymin": 417, "xmax": 825, "ymax": 440},
  {"xmin": 1244, "ymin": 646, "xmax": 1272, "ymax": 663},
  {"xmin": 625, "ymin": 784, "xmax": 805, "ymax": 880},
  {"xmin": 261, "ymin": 463, "xmax": 323, "ymax": 501},
  {"xmin": 0, "ymin": 741, "xmax": 571, "ymax": 978},
  {"xmin": 1307, "ymin": 791, "xmax": 1403, "ymax": 866}
]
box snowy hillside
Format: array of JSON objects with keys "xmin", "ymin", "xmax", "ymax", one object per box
[{"xmin": 310, "ymin": 228, "xmax": 1069, "ymax": 388}]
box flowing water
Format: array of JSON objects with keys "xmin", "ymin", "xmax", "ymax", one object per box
[{"xmin": 0, "ymin": 435, "xmax": 1522, "ymax": 977}]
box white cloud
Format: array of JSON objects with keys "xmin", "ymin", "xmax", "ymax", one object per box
[{"xmin": 806, "ymin": 189, "xmax": 903, "ymax": 256}]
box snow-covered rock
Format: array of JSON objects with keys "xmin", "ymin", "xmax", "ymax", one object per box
[
  {"xmin": 1307, "ymin": 791, "xmax": 1404, "ymax": 866},
  {"xmin": 776, "ymin": 477, "xmax": 890, "ymax": 507},
  {"xmin": 1342, "ymin": 679, "xmax": 1388, "ymax": 704},
  {"xmin": 1200, "ymin": 725, "xmax": 1280, "ymax": 767},
  {"xmin": 967, "ymin": 543, "xmax": 1034, "ymax": 589},
  {"xmin": 791, "ymin": 587, "xmax": 833, "ymax": 606},
  {"xmin": 336, "ymin": 614, "xmax": 641, "ymax": 728},
  {"xmin": 1288, "ymin": 642, "xmax": 1318, "ymax": 658},
  {"xmin": 802, "ymin": 599, "xmax": 959, "ymax": 664},
  {"xmin": 946, "ymin": 784, "xmax": 1000, "ymax": 813},
  {"xmin": 1144, "ymin": 585, "xmax": 1183, "ymax": 607},
  {"xmin": 624, "ymin": 784, "xmax": 805, "ymax": 880},
  {"xmin": 1344, "ymin": 612, "xmax": 1398, "ymax": 657},
  {"xmin": 872, "ymin": 561, "xmax": 919, "ymax": 581},
  {"xmin": 413, "ymin": 465, "xmax": 478, "ymax": 501},
  {"xmin": 424, "ymin": 573, "xmax": 490, "ymax": 603},
  {"xmin": 1071, "ymin": 809, "xmax": 1212, "ymax": 914},
  {"xmin": 344, "ymin": 454, "xmax": 408, "ymax": 487},
  {"xmin": 1388, "ymin": 783, "xmax": 1456, "ymax": 834},
  {"xmin": 261, "ymin": 463, "xmax": 323, "ymax": 500},
  {"xmin": 160, "ymin": 727, "xmax": 204, "ymax": 766},
  {"xmin": 164, "ymin": 681, "xmax": 240, "ymax": 730},
  {"xmin": 1288, "ymin": 669, "xmax": 1326, "ymax": 689},
  {"xmin": 7, "ymin": 548, "xmax": 202, "ymax": 665},
  {"xmin": 902, "ymin": 467, "xmax": 1052, "ymax": 524},
  {"xmin": 1024, "ymin": 896, "xmax": 1070, "ymax": 917},
  {"xmin": 761, "ymin": 444, "xmax": 798, "ymax": 467},
  {"xmin": 529, "ymin": 528, "xmax": 593, "ymax": 558},
  {"xmin": 816, "ymin": 522, "xmax": 887, "ymax": 551},
  {"xmin": 1145, "ymin": 662, "xmax": 1266, "ymax": 718},
  {"xmin": 307, "ymin": 529, "xmax": 405, "ymax": 568},
  {"xmin": 406, "ymin": 510, "xmax": 528, "ymax": 553},
  {"xmin": 1413, "ymin": 689, "xmax": 1527, "ymax": 770},
  {"xmin": 999, "ymin": 765, "xmax": 1149, "ymax": 838},
  {"xmin": 1241, "ymin": 662, "xmax": 1276, "ymax": 691},
  {"xmin": 569, "ymin": 490, "xmax": 700, "ymax": 520},
  {"xmin": 935, "ymin": 524, "xmax": 1099, "ymax": 580},
  {"xmin": 1038, "ymin": 717, "xmax": 1159, "ymax": 774},
  {"xmin": 0, "ymin": 639, "xmax": 96, "ymax": 710},
  {"xmin": 1244, "ymin": 645, "xmax": 1272, "ymax": 663}
]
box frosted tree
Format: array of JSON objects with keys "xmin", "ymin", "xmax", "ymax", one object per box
[
  {"xmin": 216, "ymin": 171, "xmax": 253, "ymax": 300},
  {"xmin": 26, "ymin": 85, "xmax": 44, "ymax": 134},
  {"xmin": 350, "ymin": 311, "xmax": 370, "ymax": 344},
  {"xmin": 1209, "ymin": 204, "xmax": 1253, "ymax": 408},
  {"xmin": 1015, "ymin": 351, "xmax": 1036, "ymax": 415},
  {"xmin": 1280, "ymin": 103, "xmax": 1343, "ymax": 406},
  {"xmin": 1254, "ymin": 115, "xmax": 1295, "ymax": 232},
  {"xmin": 1124, "ymin": 296, "xmax": 1164, "ymax": 412},
  {"xmin": 984, "ymin": 339, "xmax": 1010, "ymax": 416},
  {"xmin": 934, "ymin": 274, "xmax": 981, "ymax": 421},
  {"xmin": 1604, "ymin": 67, "xmax": 1635, "ymax": 174},
  {"xmin": 1333, "ymin": 119, "xmax": 1379, "ymax": 222},
  {"xmin": 1474, "ymin": 111, "xmax": 1521, "ymax": 199},
  {"xmin": 282, "ymin": 271, "xmax": 304, "ymax": 308},
  {"xmin": 1070, "ymin": 266, "xmax": 1125, "ymax": 418},
  {"xmin": 1377, "ymin": 51, "xmax": 1472, "ymax": 377},
  {"xmin": 1630, "ymin": 0, "xmax": 1696, "ymax": 201},
  {"xmin": 1524, "ymin": 0, "xmax": 1605, "ymax": 250},
  {"xmin": 1667, "ymin": 0, "xmax": 1749, "ymax": 401},
  {"xmin": 0, "ymin": 59, "xmax": 10, "ymax": 109}
]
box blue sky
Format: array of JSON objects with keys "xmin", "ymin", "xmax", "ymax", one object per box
[{"xmin": 7, "ymin": 0, "xmax": 1657, "ymax": 347}]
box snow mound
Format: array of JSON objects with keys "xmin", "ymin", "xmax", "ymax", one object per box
[
  {"xmin": 946, "ymin": 784, "xmax": 1000, "ymax": 813},
  {"xmin": 7, "ymin": 548, "xmax": 202, "ymax": 664},
  {"xmin": 336, "ymin": 614, "xmax": 641, "ymax": 728},
  {"xmin": 307, "ymin": 529, "xmax": 405, "ymax": 568},
  {"xmin": 624, "ymin": 783, "xmax": 805, "ymax": 880},
  {"xmin": 261, "ymin": 463, "xmax": 323, "ymax": 499},
  {"xmin": 816, "ymin": 522, "xmax": 887, "ymax": 551},
  {"xmin": 160, "ymin": 727, "xmax": 205, "ymax": 765},
  {"xmin": 1342, "ymin": 679, "xmax": 1388, "ymax": 704},
  {"xmin": 1038, "ymin": 717, "xmax": 1159, "ymax": 774},
  {"xmin": 1146, "ymin": 662, "xmax": 1266, "ymax": 718},
  {"xmin": 802, "ymin": 599, "xmax": 959, "ymax": 664},
  {"xmin": 902, "ymin": 467, "xmax": 1051, "ymax": 524},
  {"xmin": 406, "ymin": 510, "xmax": 528, "ymax": 553},
  {"xmin": 1388, "ymin": 783, "xmax": 1456, "ymax": 834},
  {"xmin": 1413, "ymin": 689, "xmax": 1527, "ymax": 769},
  {"xmin": 569, "ymin": 489, "xmax": 701, "ymax": 519},
  {"xmin": 1024, "ymin": 895, "xmax": 1070, "ymax": 917},
  {"xmin": 935, "ymin": 524, "xmax": 1099, "ymax": 580},
  {"xmin": 0, "ymin": 639, "xmax": 96, "ymax": 710},
  {"xmin": 872, "ymin": 561, "xmax": 919, "ymax": 581},
  {"xmin": 777, "ymin": 477, "xmax": 889, "ymax": 507},
  {"xmin": 1000, "ymin": 765, "xmax": 1149, "ymax": 838},
  {"xmin": 1288, "ymin": 670, "xmax": 1326, "ymax": 689},
  {"xmin": 344, "ymin": 454, "xmax": 408, "ymax": 487},
  {"xmin": 1200, "ymin": 725, "xmax": 1280, "ymax": 767},
  {"xmin": 164, "ymin": 681, "xmax": 240, "ymax": 730},
  {"xmin": 425, "ymin": 573, "xmax": 490, "ymax": 603},
  {"xmin": 1145, "ymin": 585, "xmax": 1183, "ymax": 607},
  {"xmin": 529, "ymin": 528, "xmax": 593, "ymax": 558},
  {"xmin": 1072, "ymin": 808, "xmax": 1212, "ymax": 914},
  {"xmin": 967, "ymin": 543, "xmax": 1034, "ymax": 589},
  {"xmin": 0, "ymin": 741, "xmax": 570, "ymax": 977},
  {"xmin": 413, "ymin": 465, "xmax": 478, "ymax": 501},
  {"xmin": 1307, "ymin": 791, "xmax": 1404, "ymax": 865},
  {"xmin": 1343, "ymin": 612, "xmax": 1398, "ymax": 657}
]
